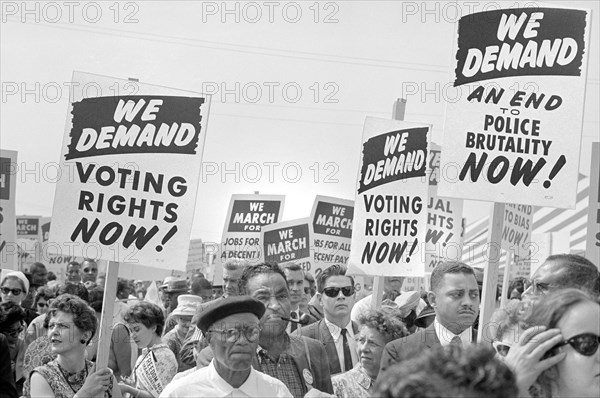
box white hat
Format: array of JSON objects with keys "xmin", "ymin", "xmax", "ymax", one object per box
[
  {"xmin": 1, "ymin": 271, "xmax": 30, "ymax": 294},
  {"xmin": 171, "ymin": 294, "xmax": 202, "ymax": 317},
  {"xmin": 394, "ymin": 291, "xmax": 421, "ymax": 317}
]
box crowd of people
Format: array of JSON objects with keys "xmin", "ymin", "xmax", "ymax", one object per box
[{"xmin": 0, "ymin": 253, "xmax": 598, "ymax": 398}]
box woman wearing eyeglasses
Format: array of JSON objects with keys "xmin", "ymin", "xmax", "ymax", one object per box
[
  {"xmin": 0, "ymin": 302, "xmax": 27, "ymax": 395},
  {"xmin": 119, "ymin": 301, "xmax": 177, "ymax": 398},
  {"xmin": 504, "ymin": 289, "xmax": 599, "ymax": 397}
]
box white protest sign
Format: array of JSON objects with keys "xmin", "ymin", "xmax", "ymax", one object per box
[
  {"xmin": 213, "ymin": 194, "xmax": 284, "ymax": 285},
  {"xmin": 49, "ymin": 72, "xmax": 210, "ymax": 269},
  {"xmin": 0, "ymin": 149, "xmax": 18, "ymax": 270},
  {"xmin": 438, "ymin": 4, "xmax": 591, "ymax": 209},
  {"xmin": 262, "ymin": 218, "xmax": 311, "ymax": 270},
  {"xmin": 310, "ymin": 195, "xmax": 353, "ymax": 278},
  {"xmin": 501, "ymin": 204, "xmax": 533, "ymax": 257},
  {"xmin": 586, "ymin": 143, "xmax": 600, "ymax": 266},
  {"xmin": 349, "ymin": 117, "xmax": 429, "ymax": 277},
  {"xmin": 425, "ymin": 143, "xmax": 464, "ymax": 273},
  {"xmin": 137, "ymin": 351, "xmax": 163, "ymax": 398}
]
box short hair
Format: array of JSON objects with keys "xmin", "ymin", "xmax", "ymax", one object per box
[
  {"xmin": 430, "ymin": 261, "xmax": 477, "ymax": 293},
  {"xmin": 316, "ymin": 264, "xmax": 354, "ymax": 293},
  {"xmin": 123, "ymin": 301, "xmax": 165, "ymax": 336},
  {"xmin": 224, "ymin": 258, "xmax": 249, "ymax": 271},
  {"xmin": 47, "ymin": 294, "xmax": 97, "ymax": 341},
  {"xmin": 30, "ymin": 262, "xmax": 47, "ymax": 274},
  {"xmin": 543, "ymin": 254, "xmax": 599, "ymax": 296},
  {"xmin": 47, "ymin": 271, "xmax": 57, "ymax": 281},
  {"xmin": 117, "ymin": 278, "xmax": 131, "ymax": 295},
  {"xmin": 357, "ymin": 309, "xmax": 408, "ymax": 343},
  {"xmin": 281, "ymin": 262, "xmax": 303, "ymax": 273},
  {"xmin": 57, "ymin": 283, "xmax": 89, "ymax": 302},
  {"xmin": 373, "ymin": 345, "xmax": 518, "ymax": 398},
  {"xmin": 191, "ymin": 277, "xmax": 213, "ymax": 295},
  {"xmin": 87, "ymin": 287, "xmax": 104, "ymax": 312},
  {"xmin": 0, "ymin": 302, "xmax": 26, "ymax": 329},
  {"xmin": 304, "ymin": 271, "xmax": 317, "ymax": 296},
  {"xmin": 34, "ymin": 287, "xmax": 55, "ymax": 305},
  {"xmin": 239, "ymin": 262, "xmax": 287, "ymax": 295},
  {"xmin": 82, "ymin": 258, "xmax": 97, "ymax": 266},
  {"xmin": 67, "ymin": 261, "xmax": 80, "ymax": 268}
]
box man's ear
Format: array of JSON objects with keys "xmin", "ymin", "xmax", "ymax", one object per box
[
  {"xmin": 428, "ymin": 291, "xmax": 437, "ymax": 308},
  {"xmin": 317, "ymin": 292, "xmax": 323, "ymax": 307}
]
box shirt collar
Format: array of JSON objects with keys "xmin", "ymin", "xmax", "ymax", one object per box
[
  {"xmin": 433, "ymin": 317, "xmax": 472, "ymax": 346},
  {"xmin": 257, "ymin": 333, "xmax": 291, "ymax": 358},
  {"xmin": 208, "ymin": 360, "xmax": 259, "ymax": 396},
  {"xmin": 324, "ymin": 318, "xmax": 354, "ymax": 341}
]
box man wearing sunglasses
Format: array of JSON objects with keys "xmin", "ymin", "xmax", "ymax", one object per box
[
  {"xmin": 381, "ymin": 262, "xmax": 480, "ymax": 373},
  {"xmin": 160, "ymin": 295, "xmax": 293, "ymax": 397},
  {"xmin": 300, "ymin": 264, "xmax": 359, "ymax": 376},
  {"xmin": 281, "ymin": 263, "xmax": 317, "ymax": 334},
  {"xmin": 523, "ymin": 254, "xmax": 599, "ymax": 299}
]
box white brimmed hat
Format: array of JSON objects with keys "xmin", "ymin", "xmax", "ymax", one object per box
[{"xmin": 171, "ymin": 294, "xmax": 202, "ymax": 317}]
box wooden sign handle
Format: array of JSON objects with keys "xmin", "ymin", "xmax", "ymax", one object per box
[{"xmin": 95, "ymin": 261, "xmax": 119, "ymax": 369}]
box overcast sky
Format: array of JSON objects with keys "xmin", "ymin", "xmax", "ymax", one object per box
[{"xmin": 2, "ymin": 0, "xmax": 598, "ymax": 244}]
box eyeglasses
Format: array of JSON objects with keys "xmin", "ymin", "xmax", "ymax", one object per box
[
  {"xmin": 3, "ymin": 326, "xmax": 23, "ymax": 338},
  {"xmin": 523, "ymin": 279, "xmax": 554, "ymax": 295},
  {"xmin": 492, "ymin": 341, "xmax": 512, "ymax": 357},
  {"xmin": 323, "ymin": 286, "xmax": 355, "ymax": 298},
  {"xmin": 554, "ymin": 333, "xmax": 600, "ymax": 356},
  {"xmin": 208, "ymin": 325, "xmax": 261, "ymax": 343},
  {"xmin": 1, "ymin": 287, "xmax": 23, "ymax": 296},
  {"xmin": 37, "ymin": 302, "xmax": 48, "ymax": 308}
]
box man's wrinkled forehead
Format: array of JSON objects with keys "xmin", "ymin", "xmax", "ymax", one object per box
[{"xmin": 533, "ymin": 260, "xmax": 568, "ymax": 284}]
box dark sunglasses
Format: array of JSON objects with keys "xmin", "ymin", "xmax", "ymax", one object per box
[
  {"xmin": 554, "ymin": 333, "xmax": 600, "ymax": 356},
  {"xmin": 323, "ymin": 286, "xmax": 355, "ymax": 298},
  {"xmin": 3, "ymin": 326, "xmax": 23, "ymax": 338},
  {"xmin": 303, "ymin": 287, "xmax": 311, "ymax": 294},
  {"xmin": 1, "ymin": 287, "xmax": 23, "ymax": 296},
  {"xmin": 37, "ymin": 302, "xmax": 48, "ymax": 307}
]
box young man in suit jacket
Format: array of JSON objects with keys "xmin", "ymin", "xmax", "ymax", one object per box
[
  {"xmin": 380, "ymin": 262, "xmax": 480, "ymax": 373},
  {"xmin": 281, "ymin": 263, "xmax": 318, "ymax": 335},
  {"xmin": 300, "ymin": 264, "xmax": 359, "ymax": 376}
]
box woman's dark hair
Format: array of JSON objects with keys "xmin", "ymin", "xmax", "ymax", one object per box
[
  {"xmin": 87, "ymin": 287, "xmax": 104, "ymax": 312},
  {"xmin": 45, "ymin": 294, "xmax": 97, "ymax": 343},
  {"xmin": 57, "ymin": 282, "xmax": 89, "ymax": 302},
  {"xmin": 34, "ymin": 286, "xmax": 55, "ymax": 306},
  {"xmin": 123, "ymin": 301, "xmax": 165, "ymax": 336},
  {"xmin": 0, "ymin": 302, "xmax": 26, "ymax": 330}
]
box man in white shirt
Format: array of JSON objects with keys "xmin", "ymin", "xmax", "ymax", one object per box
[
  {"xmin": 380, "ymin": 261, "xmax": 480, "ymax": 373},
  {"xmin": 160, "ymin": 295, "xmax": 292, "ymax": 398},
  {"xmin": 300, "ymin": 264, "xmax": 359, "ymax": 375},
  {"xmin": 281, "ymin": 263, "xmax": 317, "ymax": 334}
]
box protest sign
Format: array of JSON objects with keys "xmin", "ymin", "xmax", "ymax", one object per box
[
  {"xmin": 438, "ymin": 4, "xmax": 591, "ymax": 209},
  {"xmin": 137, "ymin": 350, "xmax": 163, "ymax": 398},
  {"xmin": 310, "ymin": 195, "xmax": 353, "ymax": 278},
  {"xmin": 349, "ymin": 117, "xmax": 430, "ymax": 277},
  {"xmin": 501, "ymin": 203, "xmax": 533, "ymax": 257},
  {"xmin": 262, "ymin": 218, "xmax": 311, "ymax": 270},
  {"xmin": 49, "ymin": 72, "xmax": 210, "ymax": 269},
  {"xmin": 213, "ymin": 194, "xmax": 284, "ymax": 285},
  {"xmin": 16, "ymin": 216, "xmax": 40, "ymax": 239},
  {"xmin": 425, "ymin": 143, "xmax": 464, "ymax": 273},
  {"xmin": 0, "ymin": 149, "xmax": 18, "ymax": 270},
  {"xmin": 586, "ymin": 143, "xmax": 600, "ymax": 267}
]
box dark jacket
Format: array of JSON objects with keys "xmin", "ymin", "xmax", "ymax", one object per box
[
  {"xmin": 380, "ymin": 323, "xmax": 478, "ymax": 373},
  {"xmin": 197, "ymin": 335, "xmax": 334, "ymax": 394},
  {"xmin": 299, "ymin": 319, "xmax": 359, "ymax": 376},
  {"xmin": 0, "ymin": 333, "xmax": 18, "ymax": 398}
]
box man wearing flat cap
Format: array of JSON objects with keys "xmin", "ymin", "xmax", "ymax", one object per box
[{"xmin": 160, "ymin": 296, "xmax": 292, "ymax": 397}]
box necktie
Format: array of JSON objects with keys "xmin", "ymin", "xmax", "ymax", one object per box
[
  {"xmin": 450, "ymin": 335, "xmax": 463, "ymax": 347},
  {"xmin": 290, "ymin": 311, "xmax": 298, "ymax": 332},
  {"xmin": 341, "ymin": 328, "xmax": 353, "ymax": 372}
]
